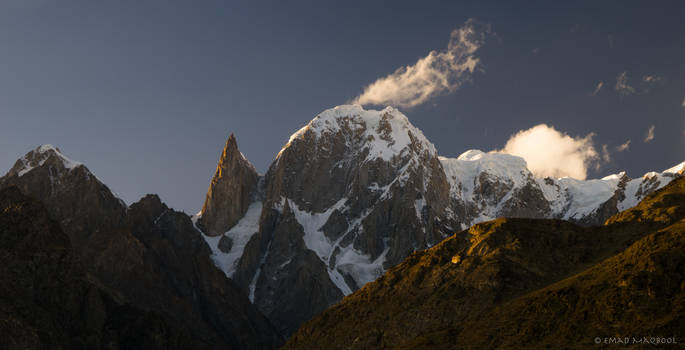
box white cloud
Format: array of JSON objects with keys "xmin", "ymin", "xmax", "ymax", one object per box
[
  {"xmin": 682, "ymin": 96, "xmax": 685, "ymax": 107},
  {"xmin": 498, "ymin": 124, "xmax": 598, "ymax": 180},
  {"xmin": 616, "ymin": 139, "xmax": 631, "ymax": 152},
  {"xmin": 352, "ymin": 19, "xmax": 487, "ymax": 108},
  {"xmin": 644, "ymin": 125, "xmax": 655, "ymax": 143},
  {"xmin": 615, "ymin": 71, "xmax": 635, "ymax": 96},
  {"xmin": 590, "ymin": 81, "xmax": 604, "ymax": 96}
]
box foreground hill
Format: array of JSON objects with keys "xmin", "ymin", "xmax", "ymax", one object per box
[{"xmin": 284, "ymin": 177, "xmax": 685, "ymax": 349}]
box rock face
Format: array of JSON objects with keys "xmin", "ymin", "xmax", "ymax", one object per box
[
  {"xmin": 284, "ymin": 177, "xmax": 685, "ymax": 350},
  {"xmin": 0, "ymin": 145, "xmax": 283, "ymax": 349},
  {"xmin": 197, "ymin": 134, "xmax": 260, "ymax": 237},
  {"xmin": 0, "ymin": 186, "xmax": 204, "ymax": 349},
  {"xmin": 196, "ymin": 105, "xmax": 684, "ymax": 336}
]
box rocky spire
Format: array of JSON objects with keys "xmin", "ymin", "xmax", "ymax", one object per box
[{"xmin": 198, "ymin": 134, "xmax": 259, "ymax": 237}]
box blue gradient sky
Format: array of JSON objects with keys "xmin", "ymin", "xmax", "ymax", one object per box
[{"xmin": 1, "ymin": 1, "xmax": 684, "ymax": 213}]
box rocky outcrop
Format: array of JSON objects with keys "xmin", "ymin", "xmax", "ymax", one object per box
[
  {"xmin": 0, "ymin": 186, "xmax": 204, "ymax": 349},
  {"xmin": 197, "ymin": 134, "xmax": 259, "ymax": 237},
  {"xmin": 0, "ymin": 146, "xmax": 284, "ymax": 349},
  {"xmin": 284, "ymin": 177, "xmax": 685, "ymax": 350}
]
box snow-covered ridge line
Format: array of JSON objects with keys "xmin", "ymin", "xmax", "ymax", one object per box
[
  {"xmin": 8, "ymin": 144, "xmax": 130, "ymax": 208},
  {"xmin": 17, "ymin": 144, "xmax": 83, "ymax": 177},
  {"xmin": 440, "ymin": 148, "xmax": 683, "ymax": 225},
  {"xmin": 664, "ymin": 161, "xmax": 685, "ymax": 175}
]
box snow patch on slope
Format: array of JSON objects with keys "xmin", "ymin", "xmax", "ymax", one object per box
[
  {"xmin": 197, "ymin": 201, "xmax": 263, "ymax": 278},
  {"xmin": 287, "ymin": 197, "xmax": 387, "ymax": 295},
  {"xmin": 558, "ymin": 176, "xmax": 620, "ymax": 220},
  {"xmin": 440, "ymin": 150, "xmax": 530, "ymax": 199}
]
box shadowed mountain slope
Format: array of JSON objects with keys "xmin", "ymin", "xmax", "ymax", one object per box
[
  {"xmin": 0, "ymin": 146, "xmax": 283, "ymax": 349},
  {"xmin": 0, "ymin": 186, "xmax": 205, "ymax": 349}
]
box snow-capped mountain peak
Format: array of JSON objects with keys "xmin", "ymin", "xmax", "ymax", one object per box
[
  {"xmin": 278, "ymin": 104, "xmax": 437, "ymax": 162},
  {"xmin": 10, "ymin": 144, "xmax": 83, "ymax": 178}
]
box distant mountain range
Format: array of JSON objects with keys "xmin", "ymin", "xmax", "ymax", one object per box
[{"xmin": 1, "ymin": 105, "xmax": 683, "ymax": 343}]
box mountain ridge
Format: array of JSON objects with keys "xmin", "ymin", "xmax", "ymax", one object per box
[
  {"xmin": 0, "ymin": 147, "xmax": 284, "ymax": 348},
  {"xmin": 2, "ymin": 105, "xmax": 683, "ymax": 338},
  {"xmin": 196, "ymin": 104, "xmax": 683, "ymax": 335}
]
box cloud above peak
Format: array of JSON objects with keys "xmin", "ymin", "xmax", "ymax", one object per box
[
  {"xmin": 498, "ymin": 124, "xmax": 598, "ymax": 180},
  {"xmin": 352, "ymin": 19, "xmax": 488, "ymax": 109}
]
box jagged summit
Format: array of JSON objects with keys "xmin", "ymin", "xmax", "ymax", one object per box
[
  {"xmin": 198, "ymin": 133, "xmax": 260, "ymax": 237},
  {"xmin": 7, "ymin": 144, "xmax": 83, "ymax": 178},
  {"xmin": 278, "ymin": 104, "xmax": 437, "ymax": 162}
]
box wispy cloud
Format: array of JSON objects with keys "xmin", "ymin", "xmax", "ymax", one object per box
[
  {"xmin": 644, "ymin": 125, "xmax": 655, "ymax": 143},
  {"xmin": 615, "ymin": 71, "xmax": 635, "ymax": 96},
  {"xmin": 353, "ymin": 19, "xmax": 488, "ymax": 109},
  {"xmin": 498, "ymin": 124, "xmax": 598, "ymax": 180},
  {"xmin": 642, "ymin": 75, "xmax": 662, "ymax": 83},
  {"xmin": 601, "ymin": 144, "xmax": 611, "ymax": 163},
  {"xmin": 590, "ymin": 81, "xmax": 604, "ymax": 96},
  {"xmin": 681, "ymin": 96, "xmax": 685, "ymax": 107},
  {"xmin": 616, "ymin": 140, "xmax": 631, "ymax": 152}
]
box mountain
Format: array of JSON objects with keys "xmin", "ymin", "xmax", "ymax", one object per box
[
  {"xmin": 1, "ymin": 144, "xmax": 126, "ymax": 250},
  {"xmin": 198, "ymin": 134, "xmax": 260, "ymax": 237},
  {"xmin": 284, "ymin": 176, "xmax": 685, "ymax": 349},
  {"xmin": 198, "ymin": 105, "xmax": 456, "ymax": 335},
  {"xmin": 196, "ymin": 105, "xmax": 683, "ymax": 335},
  {"xmin": 0, "ymin": 186, "xmax": 203, "ymax": 349},
  {"xmin": 440, "ymin": 149, "xmax": 684, "ymax": 226},
  {"xmin": 0, "ymin": 145, "xmax": 283, "ymax": 349}
]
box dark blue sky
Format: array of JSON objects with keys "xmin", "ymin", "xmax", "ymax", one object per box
[{"xmin": 1, "ymin": 1, "xmax": 684, "ymax": 213}]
